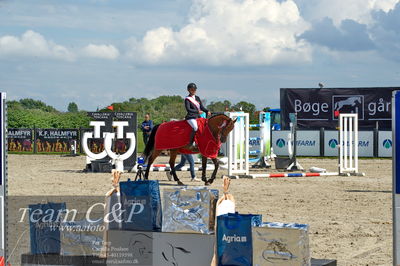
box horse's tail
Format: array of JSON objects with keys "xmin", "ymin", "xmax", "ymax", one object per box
[{"xmin": 143, "ymin": 124, "xmax": 160, "ymax": 160}]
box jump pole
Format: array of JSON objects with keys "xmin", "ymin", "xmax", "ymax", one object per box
[
  {"xmin": 250, "ymin": 172, "xmax": 340, "ymax": 178},
  {"xmin": 0, "ymin": 93, "xmax": 7, "ymax": 265}
]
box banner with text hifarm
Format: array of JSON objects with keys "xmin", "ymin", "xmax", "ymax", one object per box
[
  {"xmin": 324, "ymin": 131, "xmax": 374, "ymax": 157},
  {"xmin": 271, "ymin": 130, "xmax": 320, "ymax": 156},
  {"xmin": 280, "ymin": 87, "xmax": 398, "ymax": 130}
]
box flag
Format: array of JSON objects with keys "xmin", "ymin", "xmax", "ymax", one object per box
[
  {"xmin": 107, "ymin": 105, "xmax": 114, "ymax": 111},
  {"xmin": 334, "ymin": 110, "xmax": 340, "ymax": 117}
]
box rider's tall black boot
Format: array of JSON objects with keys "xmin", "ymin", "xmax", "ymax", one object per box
[{"xmin": 188, "ymin": 129, "xmax": 197, "ymax": 150}]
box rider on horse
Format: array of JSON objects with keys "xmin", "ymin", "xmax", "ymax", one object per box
[
  {"xmin": 142, "ymin": 85, "xmax": 237, "ymax": 185},
  {"xmin": 185, "ymin": 83, "xmax": 211, "ymax": 149}
]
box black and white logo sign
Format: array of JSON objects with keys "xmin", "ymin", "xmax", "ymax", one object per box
[
  {"xmin": 332, "ymin": 95, "xmax": 364, "ymax": 120},
  {"xmin": 280, "ymin": 87, "xmax": 396, "ymax": 129}
]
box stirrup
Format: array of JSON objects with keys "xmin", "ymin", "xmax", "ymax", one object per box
[{"xmin": 186, "ymin": 143, "xmax": 198, "ymax": 152}]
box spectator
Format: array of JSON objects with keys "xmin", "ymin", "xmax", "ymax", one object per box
[
  {"xmin": 141, "ymin": 113, "xmax": 153, "ymax": 145},
  {"xmin": 167, "ymin": 154, "xmax": 200, "ymax": 182}
]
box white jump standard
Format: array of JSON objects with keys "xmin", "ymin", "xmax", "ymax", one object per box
[
  {"xmin": 226, "ymin": 112, "xmax": 250, "ymax": 177},
  {"xmin": 338, "ymin": 113, "xmax": 364, "ymax": 176},
  {"xmin": 226, "ymin": 112, "xmax": 364, "ymax": 179},
  {"xmin": 249, "ymin": 112, "xmax": 271, "ymax": 168}
]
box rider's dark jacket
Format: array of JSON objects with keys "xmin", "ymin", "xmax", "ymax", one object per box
[{"xmin": 184, "ymin": 95, "xmax": 209, "ymax": 120}]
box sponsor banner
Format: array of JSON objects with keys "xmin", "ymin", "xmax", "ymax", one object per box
[
  {"xmin": 84, "ymin": 112, "xmax": 137, "ymax": 171},
  {"xmin": 79, "ymin": 132, "xmax": 132, "ymax": 155},
  {"xmin": 324, "ymin": 131, "xmax": 374, "ymax": 157},
  {"xmin": 80, "ymin": 128, "xmax": 105, "ymax": 154},
  {"xmin": 280, "ymin": 87, "xmax": 398, "ymax": 130},
  {"xmin": 272, "ymin": 131, "xmax": 290, "ymax": 156},
  {"xmin": 260, "ymin": 112, "xmax": 271, "ymax": 157},
  {"xmin": 378, "ymin": 131, "xmax": 392, "ymax": 158},
  {"xmin": 297, "ymin": 131, "xmax": 320, "ymax": 156},
  {"xmin": 249, "ymin": 130, "xmax": 261, "ymax": 154},
  {"xmin": 7, "ymin": 128, "xmax": 33, "ymax": 152},
  {"xmin": 324, "ymin": 131, "xmax": 340, "ymax": 157},
  {"xmin": 271, "ymin": 130, "xmax": 320, "ymax": 156},
  {"xmin": 35, "ymin": 129, "xmax": 79, "ymax": 153},
  {"xmin": 221, "ymin": 130, "xmax": 261, "ymax": 156}
]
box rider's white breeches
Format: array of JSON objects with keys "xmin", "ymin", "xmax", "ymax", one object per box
[{"xmin": 187, "ymin": 119, "xmax": 198, "ymax": 131}]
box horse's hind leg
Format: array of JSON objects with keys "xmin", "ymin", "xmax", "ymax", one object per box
[
  {"xmin": 144, "ymin": 150, "xmax": 162, "ymax": 180},
  {"xmin": 169, "ymin": 150, "xmax": 184, "ymax": 186}
]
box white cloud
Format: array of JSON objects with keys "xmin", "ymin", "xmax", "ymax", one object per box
[
  {"xmin": 127, "ymin": 0, "xmax": 312, "ymax": 66},
  {"xmin": 295, "ymin": 0, "xmax": 400, "ymax": 25},
  {"xmin": 0, "ymin": 31, "xmax": 120, "ymax": 61},
  {"xmin": 82, "ymin": 44, "xmax": 120, "ymax": 60},
  {"xmin": 0, "ymin": 30, "xmax": 75, "ymax": 61}
]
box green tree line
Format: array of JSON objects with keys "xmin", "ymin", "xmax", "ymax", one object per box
[{"xmin": 8, "ymin": 97, "xmax": 264, "ymax": 129}]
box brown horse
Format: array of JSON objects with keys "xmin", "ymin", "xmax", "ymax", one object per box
[{"xmin": 143, "ymin": 114, "xmax": 236, "ymax": 186}]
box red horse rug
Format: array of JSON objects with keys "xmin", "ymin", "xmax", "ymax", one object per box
[{"xmin": 154, "ymin": 118, "xmax": 221, "ymax": 159}]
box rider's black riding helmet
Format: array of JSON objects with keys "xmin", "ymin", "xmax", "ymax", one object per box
[{"xmin": 187, "ymin": 83, "xmax": 197, "ymax": 90}]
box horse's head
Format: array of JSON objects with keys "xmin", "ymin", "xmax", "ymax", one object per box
[
  {"xmin": 209, "ymin": 114, "xmax": 237, "ymax": 143},
  {"xmin": 220, "ymin": 117, "xmax": 237, "ymax": 143}
]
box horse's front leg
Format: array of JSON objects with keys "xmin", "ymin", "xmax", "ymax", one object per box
[
  {"xmin": 201, "ymin": 156, "xmax": 207, "ymax": 183},
  {"xmin": 169, "ymin": 150, "xmax": 184, "ymax": 186},
  {"xmin": 206, "ymin": 158, "xmax": 219, "ymax": 185}
]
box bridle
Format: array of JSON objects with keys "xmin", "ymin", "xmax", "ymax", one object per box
[{"xmin": 208, "ymin": 114, "xmax": 234, "ymax": 142}]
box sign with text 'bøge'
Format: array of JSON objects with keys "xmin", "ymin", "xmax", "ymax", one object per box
[{"xmin": 281, "ymin": 87, "xmax": 397, "ymax": 129}]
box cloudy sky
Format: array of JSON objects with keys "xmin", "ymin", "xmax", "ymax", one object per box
[{"xmin": 1, "ymin": 0, "xmax": 400, "ymax": 111}]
